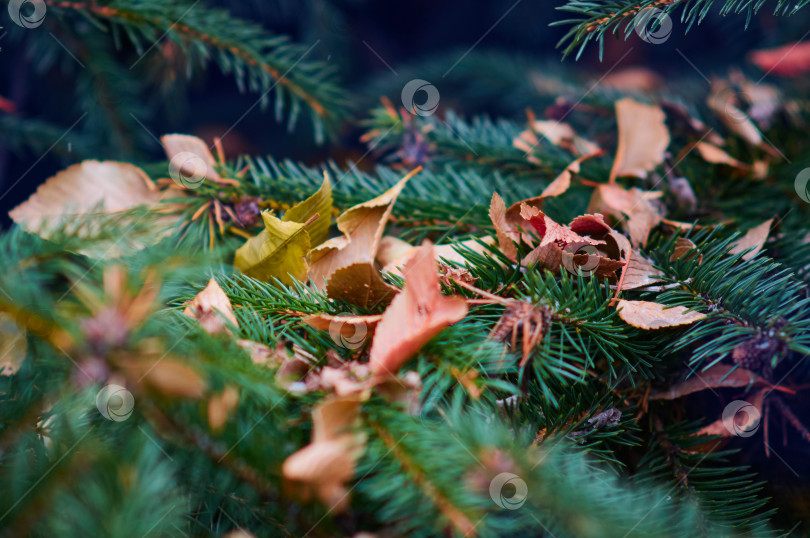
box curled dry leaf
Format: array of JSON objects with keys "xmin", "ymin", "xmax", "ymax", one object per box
[
  {"xmin": 609, "ymin": 98, "xmax": 670, "ymax": 182},
  {"xmin": 649, "ymin": 363, "xmax": 776, "ymax": 401},
  {"xmin": 282, "ymin": 393, "xmax": 367, "ymax": 511},
  {"xmin": 309, "ymin": 169, "xmax": 419, "ymax": 307},
  {"xmin": 183, "ymin": 278, "xmax": 238, "ymax": 335},
  {"xmin": 369, "ymin": 241, "xmax": 468, "ymax": 377},
  {"xmin": 521, "ymin": 210, "xmax": 628, "ymax": 280},
  {"xmin": 729, "ymin": 218, "xmax": 774, "ymax": 260},
  {"xmin": 588, "ymin": 183, "xmax": 663, "ymax": 247},
  {"xmin": 514, "ymin": 120, "xmax": 600, "ymax": 159},
  {"xmin": 161, "ymin": 134, "xmax": 222, "ymax": 181},
  {"xmin": 617, "ymin": 300, "xmax": 706, "ymax": 330}
]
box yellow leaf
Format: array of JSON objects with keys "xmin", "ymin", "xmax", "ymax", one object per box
[
  {"xmin": 234, "ymin": 211, "xmax": 310, "ymax": 285},
  {"xmin": 617, "ymin": 300, "xmax": 706, "ymax": 330},
  {"xmin": 282, "ymin": 394, "xmax": 367, "ymax": 511},
  {"xmin": 281, "ymin": 173, "xmax": 333, "ymax": 247},
  {"xmin": 610, "ymin": 98, "xmax": 670, "ymax": 182}
]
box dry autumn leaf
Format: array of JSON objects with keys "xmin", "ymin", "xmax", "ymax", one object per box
[
  {"xmin": 649, "ymin": 363, "xmax": 777, "ymax": 401},
  {"xmin": 729, "ymin": 219, "xmax": 774, "ymax": 260},
  {"xmin": 161, "ymin": 133, "xmax": 222, "ymax": 182},
  {"xmin": 233, "ymin": 212, "xmax": 310, "ymax": 285},
  {"xmin": 369, "ymin": 241, "xmax": 468, "ymax": 377},
  {"xmin": 588, "ymin": 183, "xmax": 663, "ymax": 247},
  {"xmin": 309, "ymin": 168, "xmax": 420, "ymax": 307},
  {"xmin": 617, "ymin": 300, "xmax": 706, "ymax": 330},
  {"xmin": 282, "ymin": 393, "xmax": 366, "ymax": 511},
  {"xmin": 609, "ymin": 98, "xmax": 670, "ymax": 182},
  {"xmin": 694, "ymin": 142, "xmax": 747, "ymax": 170},
  {"xmin": 183, "ymin": 278, "xmax": 238, "ymax": 335},
  {"xmin": 9, "ymin": 161, "xmax": 175, "ymax": 256}
]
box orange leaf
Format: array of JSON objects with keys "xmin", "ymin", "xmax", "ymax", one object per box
[
  {"xmin": 183, "ymin": 278, "xmax": 238, "ymax": 335},
  {"xmin": 369, "ymin": 241, "xmax": 468, "ymax": 377}
]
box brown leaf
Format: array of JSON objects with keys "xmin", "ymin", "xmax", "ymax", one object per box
[
  {"xmin": 588, "ymin": 184, "xmax": 663, "ymax": 247},
  {"xmin": 9, "ymin": 161, "xmax": 173, "ymax": 256},
  {"xmin": 617, "ymin": 300, "xmax": 706, "ymax": 330},
  {"xmin": 282, "ymin": 394, "xmax": 367, "ymax": 511},
  {"xmin": 694, "ymin": 142, "xmax": 747, "ymax": 170},
  {"xmin": 729, "ymin": 219, "xmax": 774, "ymax": 260},
  {"xmin": 670, "ymin": 238, "xmax": 702, "ymax": 264},
  {"xmin": 620, "ymin": 251, "xmax": 664, "ymax": 291},
  {"xmin": 325, "ymin": 263, "xmax": 399, "ymax": 309},
  {"xmin": 515, "ymin": 120, "xmax": 600, "ymax": 158},
  {"xmin": 309, "ymin": 170, "xmax": 417, "ymax": 287},
  {"xmin": 369, "ymin": 241, "xmax": 468, "ymax": 377},
  {"xmin": 609, "ymin": 98, "xmax": 670, "ymax": 182},
  {"xmin": 707, "ymin": 82, "xmax": 764, "ymax": 147},
  {"xmin": 161, "ymin": 134, "xmax": 221, "ymax": 181},
  {"xmin": 183, "ymin": 279, "xmax": 238, "ymax": 335},
  {"xmin": 376, "ymin": 236, "xmax": 415, "ymax": 267},
  {"xmin": 133, "ymin": 358, "xmax": 206, "ymax": 398},
  {"xmin": 236, "ymin": 339, "xmax": 285, "ymax": 367},
  {"xmin": 208, "ymin": 386, "xmax": 240, "ymax": 432},
  {"xmin": 650, "ymin": 364, "xmax": 766, "ymax": 400}
]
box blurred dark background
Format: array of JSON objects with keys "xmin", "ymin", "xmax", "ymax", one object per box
[{"xmin": 1, "ymin": 0, "xmax": 805, "ymax": 225}]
